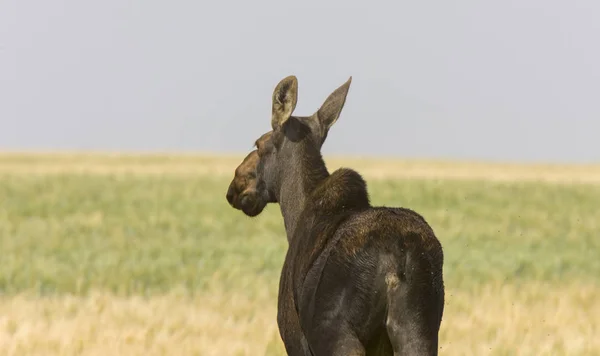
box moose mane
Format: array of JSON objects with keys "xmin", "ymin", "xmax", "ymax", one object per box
[{"xmin": 307, "ymin": 167, "xmax": 371, "ymax": 213}]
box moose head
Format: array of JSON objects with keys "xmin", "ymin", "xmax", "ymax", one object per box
[
  {"xmin": 225, "ymin": 131, "xmax": 274, "ymax": 216},
  {"xmin": 226, "ymin": 75, "xmax": 352, "ymax": 222}
]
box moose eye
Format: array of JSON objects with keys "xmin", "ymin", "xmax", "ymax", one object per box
[{"xmin": 257, "ymin": 143, "xmax": 272, "ymax": 156}]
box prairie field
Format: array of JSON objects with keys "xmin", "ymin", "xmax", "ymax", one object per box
[{"xmin": 0, "ymin": 153, "xmax": 599, "ymax": 355}]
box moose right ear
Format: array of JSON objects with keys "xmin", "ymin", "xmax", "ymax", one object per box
[
  {"xmin": 316, "ymin": 76, "xmax": 352, "ymax": 132},
  {"xmin": 271, "ymin": 75, "xmax": 298, "ymax": 130}
]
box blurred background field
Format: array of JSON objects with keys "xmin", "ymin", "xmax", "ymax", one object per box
[{"xmin": 0, "ymin": 153, "xmax": 599, "ymax": 355}]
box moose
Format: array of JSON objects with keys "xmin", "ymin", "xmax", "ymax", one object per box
[{"xmin": 226, "ymin": 76, "xmax": 445, "ymax": 355}]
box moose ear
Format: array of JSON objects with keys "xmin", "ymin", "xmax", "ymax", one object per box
[
  {"xmin": 271, "ymin": 75, "xmax": 298, "ymax": 130},
  {"xmin": 317, "ymin": 76, "xmax": 352, "ymax": 131}
]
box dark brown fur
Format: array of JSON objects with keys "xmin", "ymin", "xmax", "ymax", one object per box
[{"xmin": 226, "ymin": 76, "xmax": 445, "ymax": 355}]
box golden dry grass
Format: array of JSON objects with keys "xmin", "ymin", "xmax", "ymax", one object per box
[
  {"xmin": 1, "ymin": 283, "xmax": 598, "ymax": 355},
  {"xmin": 2, "ymin": 152, "xmax": 600, "ymax": 183},
  {"xmin": 0, "ymin": 289, "xmax": 280, "ymax": 356}
]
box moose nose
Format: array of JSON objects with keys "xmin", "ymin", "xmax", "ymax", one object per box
[{"xmin": 226, "ymin": 185, "xmax": 235, "ymax": 205}]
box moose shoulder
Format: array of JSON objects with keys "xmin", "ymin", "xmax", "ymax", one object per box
[{"xmin": 226, "ymin": 76, "xmax": 445, "ymax": 356}]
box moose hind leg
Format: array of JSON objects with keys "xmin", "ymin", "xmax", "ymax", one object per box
[
  {"xmin": 308, "ymin": 326, "xmax": 365, "ymax": 356},
  {"xmin": 385, "ymin": 271, "xmax": 439, "ymax": 356},
  {"xmin": 330, "ymin": 336, "xmax": 366, "ymax": 356}
]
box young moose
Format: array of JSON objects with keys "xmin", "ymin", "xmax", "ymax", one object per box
[{"xmin": 226, "ymin": 76, "xmax": 445, "ymax": 355}]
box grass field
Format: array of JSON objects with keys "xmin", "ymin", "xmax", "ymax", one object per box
[{"xmin": 1, "ymin": 153, "xmax": 599, "ymax": 355}]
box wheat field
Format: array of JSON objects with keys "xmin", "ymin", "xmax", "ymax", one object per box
[{"xmin": 1, "ymin": 153, "xmax": 599, "ymax": 355}]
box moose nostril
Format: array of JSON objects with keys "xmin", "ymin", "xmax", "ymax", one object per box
[{"xmin": 240, "ymin": 194, "xmax": 250, "ymax": 207}]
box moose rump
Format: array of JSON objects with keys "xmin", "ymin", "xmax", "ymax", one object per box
[{"xmin": 287, "ymin": 171, "xmax": 444, "ymax": 355}]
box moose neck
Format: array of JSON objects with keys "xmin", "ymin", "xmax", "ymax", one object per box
[{"xmin": 277, "ymin": 138, "xmax": 329, "ymax": 242}]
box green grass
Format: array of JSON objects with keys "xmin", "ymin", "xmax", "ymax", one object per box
[
  {"xmin": 1, "ymin": 173, "xmax": 598, "ymax": 297},
  {"xmin": 1, "ymin": 156, "xmax": 599, "ymax": 355}
]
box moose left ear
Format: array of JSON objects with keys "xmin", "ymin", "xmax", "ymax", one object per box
[
  {"xmin": 271, "ymin": 75, "xmax": 298, "ymax": 131},
  {"xmin": 317, "ymin": 76, "xmax": 352, "ymax": 131}
]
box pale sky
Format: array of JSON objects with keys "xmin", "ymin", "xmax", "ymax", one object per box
[{"xmin": 1, "ymin": 0, "xmax": 599, "ymax": 163}]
